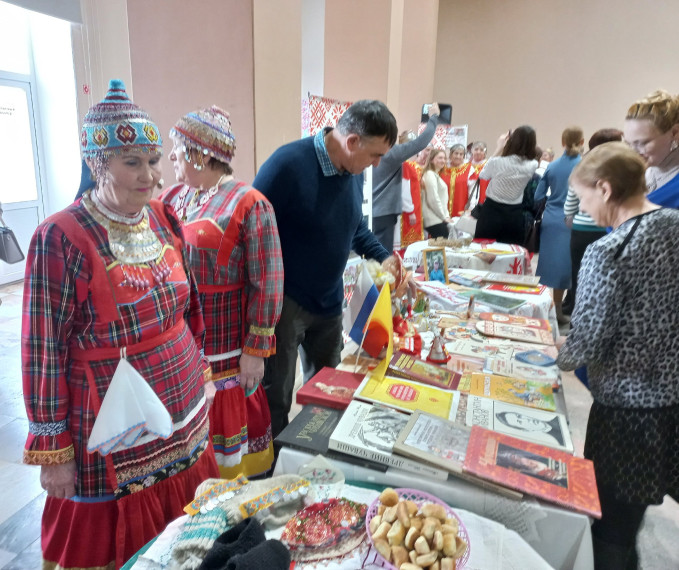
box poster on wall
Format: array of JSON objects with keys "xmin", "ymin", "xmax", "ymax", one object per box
[{"xmin": 446, "ymin": 125, "xmax": 468, "ymax": 149}]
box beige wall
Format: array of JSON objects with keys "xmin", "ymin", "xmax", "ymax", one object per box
[
  {"xmin": 435, "ymin": 0, "xmax": 679, "ymax": 153},
  {"xmin": 253, "ymin": 0, "xmax": 302, "ymax": 169},
  {"xmin": 397, "ymin": 0, "xmax": 439, "ymax": 132},
  {"xmin": 126, "ymin": 0, "xmax": 256, "ymax": 184},
  {"xmin": 323, "ymin": 0, "xmax": 439, "ymax": 133},
  {"xmin": 324, "ymin": 0, "xmax": 391, "ymax": 102}
]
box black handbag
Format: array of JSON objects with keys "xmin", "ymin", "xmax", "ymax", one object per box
[
  {"xmin": 467, "ymin": 179, "xmax": 483, "ymax": 219},
  {"xmin": 0, "ymin": 213, "xmax": 25, "ymax": 264}
]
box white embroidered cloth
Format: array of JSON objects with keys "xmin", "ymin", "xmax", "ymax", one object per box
[{"xmin": 88, "ymin": 358, "xmax": 173, "ymax": 455}]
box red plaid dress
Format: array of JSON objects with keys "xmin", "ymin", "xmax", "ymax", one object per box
[
  {"xmin": 163, "ymin": 180, "xmax": 283, "ymax": 477},
  {"xmin": 21, "ymin": 197, "xmax": 219, "ymax": 569}
]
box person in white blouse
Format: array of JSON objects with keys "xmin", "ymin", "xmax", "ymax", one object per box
[
  {"xmin": 475, "ymin": 126, "xmax": 539, "ymax": 244},
  {"xmin": 421, "ymin": 148, "xmax": 452, "ymax": 238}
]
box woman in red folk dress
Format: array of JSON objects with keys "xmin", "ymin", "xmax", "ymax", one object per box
[
  {"xmin": 442, "ymin": 144, "xmax": 472, "ymax": 217},
  {"xmin": 21, "ymin": 80, "xmax": 219, "ymax": 570},
  {"xmin": 163, "ymin": 106, "xmax": 284, "ymax": 478}
]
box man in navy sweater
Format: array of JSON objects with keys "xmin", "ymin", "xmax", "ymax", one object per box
[{"xmin": 253, "ymin": 100, "xmax": 398, "ymax": 438}]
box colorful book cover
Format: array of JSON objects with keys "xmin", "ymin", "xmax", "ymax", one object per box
[
  {"xmin": 446, "ymin": 338, "xmax": 559, "ymax": 360},
  {"xmin": 395, "ymin": 412, "xmax": 523, "ymax": 499},
  {"xmin": 482, "ymin": 272, "xmax": 541, "ymax": 286},
  {"xmin": 486, "ymin": 284, "xmax": 547, "ymax": 295},
  {"xmin": 458, "ymin": 289, "xmax": 527, "ymax": 312},
  {"xmin": 478, "ymin": 312, "xmax": 551, "ymax": 330},
  {"xmin": 295, "ymin": 367, "xmax": 364, "ymax": 410},
  {"xmin": 328, "ymin": 400, "xmax": 448, "ymax": 480},
  {"xmin": 464, "ymin": 426, "xmax": 601, "ymax": 518},
  {"xmin": 465, "ymin": 395, "xmax": 573, "ymax": 453},
  {"xmin": 469, "ymin": 373, "xmax": 556, "ymax": 411},
  {"xmin": 387, "ymin": 352, "xmax": 460, "ymax": 390},
  {"xmin": 447, "ymin": 354, "xmax": 486, "ymax": 375},
  {"xmin": 354, "ymin": 375, "xmax": 460, "ymax": 421},
  {"xmin": 486, "ymin": 357, "xmax": 559, "ymax": 383},
  {"xmin": 476, "ymin": 320, "xmax": 555, "ymax": 346}
]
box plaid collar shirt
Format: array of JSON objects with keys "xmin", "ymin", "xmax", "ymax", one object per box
[{"xmin": 314, "ymin": 127, "xmax": 349, "ymax": 176}]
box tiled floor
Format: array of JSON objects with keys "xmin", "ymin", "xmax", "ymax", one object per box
[
  {"xmin": 0, "ymin": 279, "xmax": 677, "ymax": 569},
  {"xmin": 0, "ymin": 281, "xmax": 44, "ymax": 570}
]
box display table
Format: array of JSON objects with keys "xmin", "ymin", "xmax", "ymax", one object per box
[
  {"xmin": 404, "ymin": 240, "xmax": 530, "ymax": 275},
  {"xmin": 416, "ymin": 269, "xmax": 559, "ymax": 334},
  {"xmin": 275, "ymin": 447, "xmax": 593, "ymax": 570},
  {"xmin": 126, "ymin": 479, "xmax": 554, "ymax": 570}
]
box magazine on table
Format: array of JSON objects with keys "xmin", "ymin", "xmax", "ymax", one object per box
[
  {"xmin": 328, "ymin": 400, "xmax": 448, "ymax": 480},
  {"xmin": 485, "ymin": 283, "xmax": 547, "ymax": 295},
  {"xmin": 274, "ymin": 404, "xmax": 388, "ymax": 472},
  {"xmin": 457, "ymin": 289, "xmax": 527, "ymax": 312},
  {"xmin": 468, "ymin": 372, "xmax": 556, "ymax": 411},
  {"xmin": 386, "ymin": 351, "xmax": 461, "ymax": 390},
  {"xmin": 295, "ymin": 366, "xmax": 364, "ymax": 410},
  {"xmin": 354, "ymin": 374, "xmax": 461, "ymax": 421},
  {"xmin": 464, "ymin": 426, "xmax": 601, "ymax": 518},
  {"xmin": 465, "ymin": 395, "xmax": 573, "ymax": 453},
  {"xmin": 476, "ymin": 320, "xmax": 555, "ymax": 345},
  {"xmin": 482, "ymin": 272, "xmax": 541, "ymax": 286},
  {"xmin": 478, "ymin": 312, "xmax": 551, "ymax": 330},
  {"xmin": 394, "ymin": 410, "xmax": 522, "ymax": 499}
]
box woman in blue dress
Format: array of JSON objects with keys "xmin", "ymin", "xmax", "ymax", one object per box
[{"xmin": 535, "ymin": 126, "xmax": 584, "ymax": 324}]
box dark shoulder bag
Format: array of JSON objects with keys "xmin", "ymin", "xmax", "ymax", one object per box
[{"xmin": 0, "ymin": 210, "xmax": 25, "ymax": 264}]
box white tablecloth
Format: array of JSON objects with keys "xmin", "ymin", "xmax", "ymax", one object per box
[
  {"xmin": 416, "ymin": 269, "xmax": 558, "ymax": 338},
  {"xmin": 275, "ymin": 448, "xmax": 593, "ymax": 570},
  {"xmin": 404, "ymin": 240, "xmax": 530, "ymax": 275}
]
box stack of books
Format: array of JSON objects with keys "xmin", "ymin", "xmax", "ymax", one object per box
[{"xmin": 274, "ymin": 320, "xmax": 600, "ymax": 517}]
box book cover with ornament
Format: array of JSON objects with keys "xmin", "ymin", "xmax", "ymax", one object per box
[
  {"xmin": 468, "ymin": 372, "xmax": 556, "ymax": 411},
  {"xmin": 386, "ymin": 351, "xmax": 461, "ymax": 390},
  {"xmin": 464, "ymin": 426, "xmax": 601, "ymax": 518},
  {"xmin": 328, "ymin": 400, "xmax": 448, "ymax": 481},
  {"xmin": 354, "ymin": 374, "xmax": 460, "ymax": 420},
  {"xmin": 295, "ymin": 367, "xmax": 365, "ymax": 410}
]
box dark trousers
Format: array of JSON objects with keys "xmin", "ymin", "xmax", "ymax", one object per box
[
  {"xmin": 425, "ymin": 222, "xmax": 449, "ymax": 239},
  {"xmin": 591, "ymin": 485, "xmax": 648, "ymax": 570},
  {"xmin": 263, "ymin": 295, "xmax": 343, "ymax": 439},
  {"xmin": 372, "ymin": 214, "xmax": 398, "ymax": 253},
  {"xmin": 563, "ymin": 228, "xmax": 606, "ymax": 314}
]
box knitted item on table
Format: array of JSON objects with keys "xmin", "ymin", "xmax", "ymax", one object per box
[
  {"xmin": 170, "ymin": 508, "xmax": 229, "ymax": 570},
  {"xmin": 80, "ymin": 79, "xmax": 162, "ymax": 159},
  {"xmin": 195, "ymin": 474, "xmax": 314, "ymax": 529},
  {"xmin": 225, "ymin": 539, "xmax": 291, "ymax": 570},
  {"xmin": 198, "ymin": 519, "xmax": 265, "ymax": 570}
]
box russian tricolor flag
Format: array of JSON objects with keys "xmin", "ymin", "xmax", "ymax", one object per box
[{"xmin": 343, "ymin": 262, "xmax": 379, "ymax": 346}]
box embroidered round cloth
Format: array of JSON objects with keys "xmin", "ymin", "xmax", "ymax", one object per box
[{"xmin": 280, "ymin": 498, "xmax": 367, "ymax": 552}]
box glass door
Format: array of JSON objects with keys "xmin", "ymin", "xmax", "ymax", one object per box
[{"xmin": 0, "ymin": 77, "xmax": 45, "ymax": 284}]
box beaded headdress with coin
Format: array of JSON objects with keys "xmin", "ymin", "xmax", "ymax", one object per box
[
  {"xmin": 80, "ymin": 79, "xmax": 167, "ymax": 279},
  {"xmin": 170, "ymin": 105, "xmax": 236, "ymax": 171},
  {"xmin": 81, "ymin": 79, "xmax": 162, "ymax": 177}
]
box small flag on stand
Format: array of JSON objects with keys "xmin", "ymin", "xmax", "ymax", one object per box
[
  {"xmin": 361, "ymin": 282, "xmax": 393, "ymax": 381},
  {"xmin": 343, "ymin": 262, "xmax": 379, "ymax": 345}
]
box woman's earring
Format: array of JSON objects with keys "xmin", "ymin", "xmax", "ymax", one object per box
[{"xmin": 671, "ymin": 140, "xmax": 678, "ymax": 152}]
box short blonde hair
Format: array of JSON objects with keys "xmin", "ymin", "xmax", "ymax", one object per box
[
  {"xmin": 625, "ymin": 90, "xmax": 679, "ymax": 133},
  {"xmin": 570, "ymin": 142, "xmax": 647, "ymax": 203}
]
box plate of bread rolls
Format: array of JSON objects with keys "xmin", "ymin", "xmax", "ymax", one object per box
[{"xmin": 366, "ymin": 487, "xmax": 470, "ymax": 570}]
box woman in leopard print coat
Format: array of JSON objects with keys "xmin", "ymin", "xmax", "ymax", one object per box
[{"xmin": 557, "ymin": 142, "xmax": 679, "ymax": 570}]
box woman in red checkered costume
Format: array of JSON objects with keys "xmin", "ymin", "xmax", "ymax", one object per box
[
  {"xmin": 163, "ymin": 106, "xmax": 283, "ymax": 478},
  {"xmin": 21, "ymin": 80, "xmax": 219, "ymax": 569}
]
